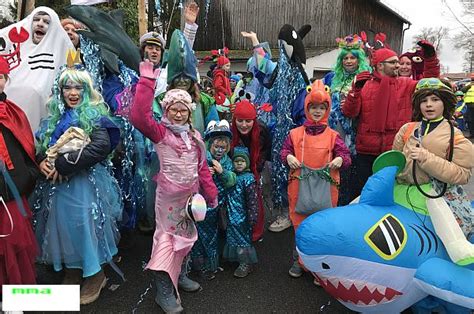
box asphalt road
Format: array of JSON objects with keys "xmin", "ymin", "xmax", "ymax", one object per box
[{"xmin": 36, "ymin": 226, "xmax": 353, "ymax": 314}]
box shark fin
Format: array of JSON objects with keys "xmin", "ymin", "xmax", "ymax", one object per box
[
  {"xmin": 359, "ymin": 166, "xmax": 396, "ymax": 206},
  {"xmin": 297, "ymin": 25, "xmax": 311, "ymax": 39},
  {"xmin": 414, "ymin": 258, "xmax": 474, "ymax": 309}
]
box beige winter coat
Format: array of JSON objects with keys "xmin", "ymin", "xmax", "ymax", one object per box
[{"xmin": 392, "ymin": 120, "xmax": 474, "ymax": 185}]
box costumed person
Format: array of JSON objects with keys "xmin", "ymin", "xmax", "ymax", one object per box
[
  {"xmin": 212, "ymin": 55, "xmax": 232, "ymax": 119},
  {"xmin": 322, "ymin": 34, "xmax": 371, "ymax": 205},
  {"xmin": 241, "ymin": 25, "xmax": 311, "ymax": 236},
  {"xmin": 0, "ymin": 56, "xmax": 39, "ymax": 294},
  {"xmin": 454, "ymin": 91, "xmax": 467, "ymax": 131},
  {"xmin": 398, "ymin": 48, "xmax": 425, "ymax": 80},
  {"xmin": 32, "ymin": 50, "xmax": 123, "ymax": 305},
  {"xmin": 342, "ymin": 40, "xmax": 440, "ymax": 198},
  {"xmin": 61, "ymin": 18, "xmax": 83, "ymax": 48},
  {"xmin": 280, "ymin": 80, "xmax": 351, "ymax": 278},
  {"xmin": 224, "ymin": 146, "xmax": 258, "ymax": 278},
  {"xmin": 130, "ymin": 60, "xmax": 218, "ymax": 313},
  {"xmin": 392, "ymin": 78, "xmax": 474, "ymax": 265},
  {"xmin": 229, "ymin": 74, "xmax": 240, "ymax": 92},
  {"xmin": 0, "ymin": 7, "xmax": 74, "ymax": 131},
  {"xmin": 191, "ymin": 120, "xmax": 235, "ymax": 279},
  {"xmin": 464, "ymin": 76, "xmax": 474, "ymax": 137},
  {"xmin": 230, "ymin": 100, "xmax": 272, "ymax": 240},
  {"xmin": 155, "ymin": 29, "xmax": 219, "ymax": 135}
]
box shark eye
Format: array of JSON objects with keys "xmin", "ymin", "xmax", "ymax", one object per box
[
  {"xmin": 292, "ymin": 30, "xmax": 298, "ymax": 39},
  {"xmin": 364, "ymin": 214, "xmax": 407, "ymax": 260}
]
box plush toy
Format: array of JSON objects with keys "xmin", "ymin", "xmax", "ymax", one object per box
[{"xmin": 296, "ymin": 163, "xmax": 474, "ymax": 313}]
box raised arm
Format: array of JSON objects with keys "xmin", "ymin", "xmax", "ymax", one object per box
[
  {"xmin": 183, "ymin": 1, "xmax": 199, "ymax": 48},
  {"xmin": 130, "ymin": 61, "xmax": 166, "ymax": 143}
]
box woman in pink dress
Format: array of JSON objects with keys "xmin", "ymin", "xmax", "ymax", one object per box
[{"xmin": 130, "ymin": 60, "xmax": 217, "ymax": 313}]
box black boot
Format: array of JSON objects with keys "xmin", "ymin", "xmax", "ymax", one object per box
[
  {"xmin": 178, "ymin": 264, "xmax": 201, "ymax": 292},
  {"xmin": 153, "ymin": 271, "xmax": 183, "ymax": 313}
]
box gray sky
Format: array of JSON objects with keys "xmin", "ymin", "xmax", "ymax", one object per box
[{"xmin": 384, "ymin": 0, "xmax": 471, "ymax": 73}]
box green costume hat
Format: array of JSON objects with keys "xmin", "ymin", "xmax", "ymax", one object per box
[{"xmin": 232, "ymin": 146, "xmax": 251, "ymax": 171}]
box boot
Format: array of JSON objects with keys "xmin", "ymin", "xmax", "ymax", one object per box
[
  {"xmin": 80, "ymin": 270, "xmax": 106, "ymax": 305},
  {"xmin": 178, "ymin": 267, "xmax": 201, "ymax": 292},
  {"xmin": 233, "ymin": 263, "xmax": 252, "ymax": 278},
  {"xmin": 153, "ymin": 271, "xmax": 183, "ymax": 313},
  {"xmin": 426, "ymin": 197, "xmax": 474, "ymax": 266},
  {"xmin": 62, "ymin": 268, "xmax": 83, "ymax": 285}
]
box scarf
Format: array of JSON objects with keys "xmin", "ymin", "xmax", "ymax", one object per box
[
  {"xmin": 372, "ymin": 71, "xmax": 398, "ymax": 133},
  {"xmin": 161, "ymin": 117, "xmax": 207, "ymax": 165}
]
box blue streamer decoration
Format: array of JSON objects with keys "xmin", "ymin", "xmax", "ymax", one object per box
[{"xmin": 269, "ymin": 44, "xmax": 306, "ymax": 209}]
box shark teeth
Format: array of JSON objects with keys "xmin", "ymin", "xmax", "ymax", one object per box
[{"xmin": 315, "ymin": 273, "xmax": 402, "ymax": 306}]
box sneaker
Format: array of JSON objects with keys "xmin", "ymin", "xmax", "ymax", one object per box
[
  {"xmin": 288, "ymin": 261, "xmax": 303, "ymax": 278},
  {"xmin": 233, "ymin": 263, "xmax": 252, "ymax": 278},
  {"xmin": 199, "ymin": 270, "xmax": 216, "ymax": 281},
  {"xmin": 268, "ymin": 216, "xmax": 292, "ymax": 232}
]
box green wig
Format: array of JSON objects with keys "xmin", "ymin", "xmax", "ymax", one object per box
[{"xmin": 331, "ymin": 48, "xmax": 371, "ymax": 91}]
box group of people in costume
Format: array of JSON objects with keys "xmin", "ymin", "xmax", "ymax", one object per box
[{"xmin": 0, "ymin": 2, "xmax": 472, "ymax": 314}]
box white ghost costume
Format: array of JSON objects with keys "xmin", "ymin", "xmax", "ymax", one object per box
[{"xmin": 0, "ymin": 7, "xmax": 73, "ymax": 131}]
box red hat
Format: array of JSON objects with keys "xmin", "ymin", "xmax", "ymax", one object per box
[
  {"xmin": 217, "ymin": 56, "xmax": 230, "ymax": 67},
  {"xmin": 0, "ymin": 57, "xmax": 9, "ymax": 75},
  {"xmin": 373, "ymin": 48, "xmax": 397, "ymax": 65},
  {"xmin": 234, "ymin": 99, "xmax": 256, "ymax": 120}
]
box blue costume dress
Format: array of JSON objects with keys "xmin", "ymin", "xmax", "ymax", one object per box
[
  {"xmin": 32, "ymin": 110, "xmax": 123, "ymax": 277},
  {"xmin": 323, "ymin": 71, "xmax": 359, "ymax": 205},
  {"xmin": 223, "ymin": 171, "xmax": 258, "ymax": 264},
  {"xmin": 191, "ymin": 152, "xmax": 236, "ymax": 272}
]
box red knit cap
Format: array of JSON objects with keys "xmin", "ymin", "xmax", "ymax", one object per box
[
  {"xmin": 373, "ymin": 48, "xmax": 397, "ymax": 65},
  {"xmin": 217, "ymin": 56, "xmax": 230, "ymax": 67},
  {"xmin": 234, "ymin": 100, "xmax": 256, "ymax": 120},
  {"xmin": 0, "ymin": 57, "xmax": 9, "ymax": 75}
]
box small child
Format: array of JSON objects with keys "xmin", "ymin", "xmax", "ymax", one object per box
[
  {"xmin": 213, "ymin": 56, "xmax": 232, "ymax": 118},
  {"xmin": 191, "ymin": 120, "xmax": 236, "ymax": 279},
  {"xmin": 281, "ymin": 80, "xmax": 351, "ymax": 278},
  {"xmin": 130, "ymin": 60, "xmax": 218, "ymax": 313},
  {"xmin": 0, "ymin": 57, "xmax": 39, "ymax": 292},
  {"xmin": 454, "ymin": 90, "xmax": 466, "ymax": 131},
  {"xmin": 392, "ymin": 78, "xmax": 474, "ymax": 265},
  {"xmin": 224, "ymin": 146, "xmax": 258, "ymax": 278}
]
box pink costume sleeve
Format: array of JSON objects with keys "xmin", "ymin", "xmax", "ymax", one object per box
[
  {"xmin": 198, "ymin": 153, "xmax": 218, "ymax": 208},
  {"xmin": 130, "ymin": 77, "xmax": 166, "ymax": 143},
  {"xmin": 333, "ymin": 134, "xmax": 352, "ymax": 170}
]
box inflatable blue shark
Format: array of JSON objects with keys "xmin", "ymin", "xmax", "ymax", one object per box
[{"xmin": 296, "ymin": 166, "xmax": 474, "ymax": 313}]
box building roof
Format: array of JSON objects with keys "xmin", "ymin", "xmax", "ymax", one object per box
[{"xmin": 374, "ymin": 0, "xmax": 411, "ymax": 25}]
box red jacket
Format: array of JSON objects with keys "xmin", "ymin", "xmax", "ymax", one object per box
[
  {"xmin": 342, "ymin": 55, "xmax": 440, "ymax": 156},
  {"xmin": 212, "ymin": 68, "xmax": 231, "ymax": 105}
]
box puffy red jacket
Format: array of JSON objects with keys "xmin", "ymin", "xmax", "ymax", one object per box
[
  {"xmin": 212, "ymin": 68, "xmax": 231, "ymax": 105},
  {"xmin": 342, "ymin": 55, "xmax": 440, "ymax": 156}
]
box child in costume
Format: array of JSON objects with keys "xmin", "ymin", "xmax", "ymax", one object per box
[
  {"xmin": 191, "ymin": 120, "xmax": 236, "ymax": 279},
  {"xmin": 280, "ymin": 80, "xmax": 351, "ymax": 278},
  {"xmin": 213, "ymin": 56, "xmax": 232, "ymax": 117},
  {"xmin": 454, "ymin": 91, "xmax": 467, "ymax": 131},
  {"xmin": 392, "ymin": 78, "xmax": 474, "ymax": 265},
  {"xmin": 224, "ymin": 146, "xmax": 258, "ymax": 278},
  {"xmin": 0, "ymin": 57, "xmax": 39, "ymax": 293},
  {"xmin": 32, "ymin": 50, "xmax": 123, "ymax": 305},
  {"xmin": 130, "ymin": 60, "xmax": 217, "ymax": 313}
]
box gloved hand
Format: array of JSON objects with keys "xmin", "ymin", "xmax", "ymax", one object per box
[
  {"xmin": 417, "ymin": 40, "xmax": 436, "ymax": 58},
  {"xmin": 352, "ymin": 71, "xmax": 371, "ymax": 90},
  {"xmin": 139, "ymin": 60, "xmax": 160, "ymax": 80}
]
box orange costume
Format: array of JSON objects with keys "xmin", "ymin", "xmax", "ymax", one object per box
[{"xmin": 282, "ymin": 81, "xmax": 351, "ymax": 230}]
